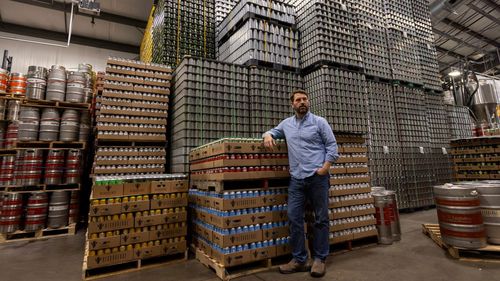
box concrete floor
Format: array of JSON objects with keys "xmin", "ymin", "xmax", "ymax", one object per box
[{"xmin": 0, "ymin": 209, "xmax": 497, "ymax": 281}]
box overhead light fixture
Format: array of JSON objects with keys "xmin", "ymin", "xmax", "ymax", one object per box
[{"xmin": 448, "ymin": 69, "xmax": 461, "ymax": 77}]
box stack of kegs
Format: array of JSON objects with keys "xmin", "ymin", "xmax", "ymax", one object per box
[
  {"xmin": 0, "ymin": 68, "xmax": 8, "ymax": 93},
  {"xmin": 46, "ymin": 65, "xmax": 67, "ymax": 102},
  {"xmin": 65, "ymin": 149, "xmax": 81, "ymax": 184},
  {"xmin": 0, "ymin": 192, "xmax": 23, "ymax": 233},
  {"xmin": 24, "ymin": 192, "xmax": 49, "ymax": 231},
  {"xmin": 15, "ymin": 149, "xmax": 43, "ymax": 186}
]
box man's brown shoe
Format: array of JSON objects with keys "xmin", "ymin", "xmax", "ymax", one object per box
[
  {"xmin": 310, "ymin": 259, "xmax": 326, "ymax": 277},
  {"xmin": 279, "ymin": 259, "xmax": 308, "ymax": 274}
]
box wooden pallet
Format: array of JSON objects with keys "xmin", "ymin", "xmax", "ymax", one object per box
[
  {"xmin": 195, "ymin": 248, "xmax": 290, "ymax": 281},
  {"xmin": 0, "ymin": 223, "xmax": 77, "ymax": 243},
  {"xmin": 83, "ymin": 251, "xmax": 188, "ymax": 280},
  {"xmin": 12, "ymin": 141, "xmax": 86, "ymax": 149},
  {"xmin": 422, "ymin": 223, "xmax": 500, "ymax": 263},
  {"xmin": 191, "ymin": 178, "xmax": 289, "ymax": 193},
  {"xmin": 0, "ymin": 183, "xmax": 80, "ymax": 192}
]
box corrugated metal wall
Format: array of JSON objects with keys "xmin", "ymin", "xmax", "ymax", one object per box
[{"xmin": 0, "ymin": 34, "xmax": 137, "ymax": 73}]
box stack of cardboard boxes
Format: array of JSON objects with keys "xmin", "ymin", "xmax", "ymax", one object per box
[
  {"xmin": 328, "ymin": 134, "xmax": 377, "ymax": 243},
  {"xmin": 84, "ymin": 176, "xmax": 189, "ymax": 270},
  {"xmin": 189, "ymin": 138, "xmax": 292, "ymax": 268}
]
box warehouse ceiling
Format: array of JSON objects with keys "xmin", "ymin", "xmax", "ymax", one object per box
[
  {"xmin": 431, "ymin": 0, "xmax": 500, "ymax": 77},
  {"xmin": 0, "ymin": 0, "xmax": 498, "ymax": 78},
  {"xmin": 0, "ymin": 0, "xmax": 152, "ymax": 53}
]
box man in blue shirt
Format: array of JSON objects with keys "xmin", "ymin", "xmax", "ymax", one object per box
[{"xmin": 263, "ymin": 90, "xmax": 339, "ymax": 278}]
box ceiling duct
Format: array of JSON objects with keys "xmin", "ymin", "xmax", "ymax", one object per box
[{"xmin": 430, "ymin": 0, "xmax": 473, "ymax": 23}]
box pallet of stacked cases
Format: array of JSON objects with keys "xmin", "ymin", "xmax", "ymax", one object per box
[
  {"xmin": 171, "ymin": 57, "xmax": 251, "ymax": 174},
  {"xmin": 151, "ymin": 0, "xmax": 216, "ymax": 67},
  {"xmin": 386, "ymin": 29, "xmax": 422, "ymax": 86},
  {"xmin": 304, "ymin": 67, "xmax": 368, "ymax": 134},
  {"xmin": 189, "ymin": 137, "xmax": 291, "ymax": 280},
  {"xmin": 394, "ymin": 85, "xmax": 434, "ymax": 209},
  {"xmin": 93, "ymin": 58, "xmax": 171, "ymax": 177},
  {"xmin": 83, "ymin": 174, "xmax": 189, "ymax": 279},
  {"xmin": 215, "ymin": 0, "xmax": 238, "ymax": 32},
  {"xmin": 450, "ymin": 136, "xmax": 500, "ymax": 181},
  {"xmin": 366, "ymin": 80, "xmax": 405, "ymax": 204},
  {"xmin": 412, "ymin": 0, "xmax": 441, "ymax": 91},
  {"xmin": 426, "ymin": 94, "xmax": 453, "ymax": 185},
  {"xmin": 296, "ymin": 0, "xmax": 362, "ymax": 72},
  {"xmin": 217, "ymin": 0, "xmax": 299, "ymax": 69},
  {"xmin": 248, "ymin": 66, "xmax": 301, "ymax": 137},
  {"xmin": 446, "ymin": 105, "xmax": 474, "ymax": 139},
  {"xmin": 352, "ymin": 0, "xmax": 392, "ymax": 79},
  {"xmin": 327, "ymin": 134, "xmax": 378, "ymax": 244}
]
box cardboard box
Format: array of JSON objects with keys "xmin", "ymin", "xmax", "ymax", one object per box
[
  {"xmin": 196, "ymin": 238, "xmax": 212, "ymax": 256},
  {"xmin": 88, "ymin": 236, "xmax": 121, "ymax": 250},
  {"xmin": 149, "ymin": 226, "xmax": 188, "ymax": 240},
  {"xmin": 275, "ymin": 244, "xmax": 292, "ymax": 257},
  {"xmin": 85, "ymin": 250, "xmax": 134, "ymax": 269},
  {"xmin": 136, "ymin": 241, "xmax": 186, "ymax": 259},
  {"xmin": 336, "ymin": 157, "xmax": 368, "ymax": 164},
  {"xmin": 88, "ymin": 218, "xmax": 135, "ymax": 234},
  {"xmin": 123, "ymin": 182, "xmax": 151, "ymax": 196},
  {"xmin": 210, "ymin": 196, "xmax": 267, "ymax": 211},
  {"xmin": 341, "ymin": 197, "xmax": 374, "ymax": 207},
  {"xmin": 121, "ymin": 231, "xmax": 150, "ymax": 245},
  {"xmin": 206, "ymin": 211, "xmax": 273, "ymax": 229},
  {"xmin": 194, "ymin": 222, "xmax": 213, "ymax": 241},
  {"xmin": 262, "ymin": 226, "xmax": 289, "ymax": 240},
  {"xmin": 353, "ymin": 229, "xmax": 378, "ymax": 239},
  {"xmin": 212, "ymin": 230, "xmax": 263, "ymax": 247},
  {"xmin": 329, "ymin": 219, "xmax": 376, "ymax": 232},
  {"xmin": 190, "ymin": 170, "xmax": 290, "ymax": 181},
  {"xmin": 272, "ymin": 210, "xmax": 288, "ymax": 222},
  {"xmin": 121, "ymin": 200, "xmax": 150, "ymax": 213},
  {"xmin": 150, "ymin": 197, "xmax": 188, "ymax": 209},
  {"xmin": 329, "ymin": 234, "xmax": 353, "ymax": 244},
  {"xmin": 211, "ymin": 246, "xmax": 277, "ymax": 267},
  {"xmin": 151, "ymin": 180, "xmax": 189, "ymax": 194},
  {"xmin": 135, "ymin": 212, "xmax": 187, "ymax": 227},
  {"xmin": 89, "ymin": 203, "xmax": 123, "ymax": 216},
  {"xmin": 92, "ymin": 184, "xmax": 123, "ymax": 199},
  {"xmin": 329, "ymin": 186, "xmax": 372, "ymax": 197},
  {"xmin": 352, "ymin": 207, "xmax": 376, "ymax": 217}
]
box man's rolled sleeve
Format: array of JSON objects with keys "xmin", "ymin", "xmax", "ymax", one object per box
[
  {"xmin": 319, "ymin": 118, "xmax": 339, "ymax": 163},
  {"xmin": 264, "ymin": 121, "xmax": 285, "ymax": 140}
]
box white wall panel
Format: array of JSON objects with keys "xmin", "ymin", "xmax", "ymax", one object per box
[{"xmin": 0, "ymin": 33, "xmax": 137, "ymax": 73}]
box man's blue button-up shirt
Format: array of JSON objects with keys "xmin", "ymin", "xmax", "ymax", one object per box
[{"xmin": 265, "ymin": 112, "xmax": 339, "ymax": 180}]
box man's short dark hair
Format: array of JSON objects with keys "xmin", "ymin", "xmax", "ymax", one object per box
[{"xmin": 290, "ymin": 90, "xmax": 309, "ymax": 102}]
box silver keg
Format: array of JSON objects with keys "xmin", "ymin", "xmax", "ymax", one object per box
[
  {"xmin": 45, "ymin": 149, "xmax": 65, "ymax": 185},
  {"xmin": 474, "ymin": 181, "xmax": 500, "ymax": 244},
  {"xmin": 46, "ymin": 65, "xmax": 66, "ymax": 102},
  {"xmin": 65, "ymin": 71, "xmax": 85, "ymax": 103},
  {"xmin": 382, "ymin": 190, "xmax": 401, "ymax": 241},
  {"xmin": 47, "ymin": 191, "xmax": 69, "ymax": 228},
  {"xmin": 59, "ymin": 109, "xmax": 79, "ymax": 141},
  {"xmin": 0, "ymin": 124, "xmax": 5, "ymax": 149},
  {"xmin": 373, "ymin": 192, "xmax": 393, "ymax": 245},
  {"xmin": 65, "ymin": 149, "xmax": 81, "ymax": 184},
  {"xmin": 7, "ymin": 100, "xmax": 20, "ymax": 121},
  {"xmin": 18, "ymin": 106, "xmax": 40, "ymax": 141},
  {"xmin": 0, "ymin": 155, "xmax": 16, "ymax": 186},
  {"xmin": 24, "ymin": 192, "xmax": 48, "ymax": 231},
  {"xmin": 0, "ymin": 99, "xmax": 6, "ymax": 120},
  {"xmin": 433, "ymin": 184, "xmax": 486, "ymax": 249},
  {"xmin": 16, "ymin": 149, "xmax": 43, "ymax": 186},
  {"xmin": 78, "ymin": 111, "xmax": 90, "ymax": 142},
  {"xmin": 26, "ymin": 66, "xmax": 48, "ymax": 100},
  {"xmin": 39, "ymin": 108, "xmax": 60, "ymax": 141},
  {"xmin": 0, "ymin": 192, "xmax": 23, "ymax": 233},
  {"xmin": 8, "ymin": 73, "xmax": 27, "ymax": 96},
  {"xmin": 4, "ymin": 122, "xmax": 18, "ymax": 149},
  {"xmin": 68, "ymin": 190, "xmax": 79, "ymax": 224}
]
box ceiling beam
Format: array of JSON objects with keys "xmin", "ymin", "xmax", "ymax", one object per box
[
  {"xmin": 441, "ymin": 17, "xmax": 500, "ymax": 48},
  {"xmin": 433, "ymin": 28, "xmax": 485, "ymax": 53},
  {"xmin": 479, "ymin": 0, "xmax": 500, "ymax": 14},
  {"xmin": 0, "ymin": 22, "xmax": 139, "ymax": 54},
  {"xmin": 435, "ymin": 45, "xmax": 467, "ymax": 61},
  {"xmin": 11, "ymin": 0, "xmax": 148, "ymax": 28},
  {"xmin": 467, "ymin": 3, "xmax": 500, "ymax": 27}
]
